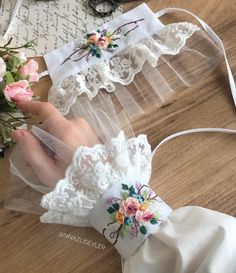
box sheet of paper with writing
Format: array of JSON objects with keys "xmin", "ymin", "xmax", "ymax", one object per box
[{"xmin": 0, "ymin": 0, "xmax": 122, "ymax": 57}]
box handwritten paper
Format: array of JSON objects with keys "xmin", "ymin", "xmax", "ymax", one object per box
[{"xmin": 0, "ymin": 0, "xmax": 122, "ymax": 57}]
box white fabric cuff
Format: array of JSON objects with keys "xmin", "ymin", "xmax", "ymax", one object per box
[{"xmin": 88, "ymin": 179, "xmax": 172, "ymax": 259}]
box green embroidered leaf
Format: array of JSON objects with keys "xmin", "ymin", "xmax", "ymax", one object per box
[
  {"xmin": 107, "ymin": 207, "xmax": 115, "ymax": 214},
  {"xmin": 122, "ymin": 184, "xmax": 129, "ymax": 190},
  {"xmin": 111, "ymin": 212, "xmax": 116, "ymax": 222},
  {"xmin": 139, "ymin": 226, "xmax": 147, "ymax": 235},
  {"xmin": 150, "ymin": 218, "xmax": 158, "ymax": 224},
  {"xmin": 121, "ymin": 192, "xmax": 129, "ymax": 200},
  {"xmin": 96, "ymin": 54, "xmax": 101, "ymax": 58},
  {"xmin": 112, "ymin": 203, "xmax": 120, "ymax": 211},
  {"xmin": 153, "ymin": 211, "xmax": 161, "ymax": 219},
  {"xmin": 108, "ymin": 44, "xmax": 113, "ymax": 49},
  {"xmin": 124, "ymin": 225, "xmax": 130, "ymax": 233},
  {"xmin": 113, "ymin": 44, "xmax": 118, "ymax": 48},
  {"xmin": 142, "ymin": 190, "xmax": 149, "ymax": 200},
  {"xmin": 129, "ymin": 185, "xmax": 135, "ymax": 194}
]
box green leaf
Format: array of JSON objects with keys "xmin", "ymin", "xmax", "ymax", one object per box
[
  {"xmin": 142, "ymin": 190, "xmax": 149, "ymax": 200},
  {"xmin": 96, "ymin": 54, "xmax": 101, "ymax": 58},
  {"xmin": 139, "ymin": 226, "xmax": 147, "ymax": 235},
  {"xmin": 5, "ymin": 72, "xmax": 14, "ymax": 84},
  {"xmin": 123, "ymin": 224, "xmax": 130, "ymax": 232},
  {"xmin": 0, "ymin": 102, "xmax": 15, "ymax": 112},
  {"xmin": 113, "ymin": 44, "xmax": 118, "ymax": 48},
  {"xmin": 15, "ymin": 71, "xmax": 25, "ymax": 81},
  {"xmin": 107, "ymin": 207, "xmax": 115, "ymax": 214},
  {"xmin": 129, "ymin": 185, "xmax": 135, "ymax": 193},
  {"xmin": 110, "ymin": 212, "xmax": 116, "ymax": 222},
  {"xmin": 0, "ymin": 80, "xmax": 6, "ymax": 91},
  {"xmin": 121, "ymin": 192, "xmax": 129, "ymax": 200},
  {"xmin": 6, "ymin": 100, "xmax": 16, "ymax": 108},
  {"xmin": 112, "ymin": 203, "xmax": 119, "ymax": 211},
  {"xmin": 108, "ymin": 44, "xmax": 112, "ymax": 49},
  {"xmin": 150, "ymin": 218, "xmax": 158, "ymax": 225},
  {"xmin": 153, "ymin": 211, "xmax": 161, "ymax": 219},
  {"xmin": 122, "ymin": 184, "xmax": 129, "ymax": 190},
  {"xmin": 6, "ymin": 55, "xmax": 21, "ymax": 71},
  {"xmin": 11, "ymin": 121, "xmax": 25, "ymax": 128}
]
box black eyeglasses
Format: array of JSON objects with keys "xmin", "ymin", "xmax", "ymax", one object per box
[{"xmin": 88, "ymin": 0, "xmax": 123, "ymax": 17}]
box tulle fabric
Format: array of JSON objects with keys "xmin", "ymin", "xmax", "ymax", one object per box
[{"xmin": 5, "ymin": 99, "xmax": 134, "ymax": 215}]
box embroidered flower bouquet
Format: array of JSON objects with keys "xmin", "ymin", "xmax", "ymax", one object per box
[{"xmin": 0, "ymin": 38, "xmax": 39, "ymax": 154}]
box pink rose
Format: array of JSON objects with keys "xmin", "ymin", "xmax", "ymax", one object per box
[
  {"xmin": 19, "ymin": 59, "xmax": 39, "ymax": 82},
  {"xmin": 135, "ymin": 208, "xmax": 153, "ymax": 223},
  {"xmin": 97, "ymin": 37, "xmax": 110, "ymax": 49},
  {"xmin": 120, "ymin": 197, "xmax": 140, "ymax": 216},
  {"xmin": 4, "ymin": 80, "xmax": 33, "ymax": 102},
  {"xmin": 88, "ymin": 32, "xmax": 100, "ymax": 44}
]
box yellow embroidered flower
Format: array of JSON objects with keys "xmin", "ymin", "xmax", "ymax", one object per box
[
  {"xmin": 115, "ymin": 211, "xmax": 125, "ymax": 224},
  {"xmin": 140, "ymin": 203, "xmax": 148, "ymax": 211}
]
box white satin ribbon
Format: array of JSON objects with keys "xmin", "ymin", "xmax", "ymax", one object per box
[
  {"xmin": 152, "ymin": 127, "xmax": 236, "ymax": 159},
  {"xmin": 156, "ymin": 8, "xmax": 236, "ymax": 107}
]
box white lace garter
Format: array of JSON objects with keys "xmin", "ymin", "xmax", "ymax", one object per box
[
  {"xmin": 40, "ymin": 131, "xmax": 152, "ymax": 226},
  {"xmin": 48, "ymin": 22, "xmax": 199, "ymax": 115}
]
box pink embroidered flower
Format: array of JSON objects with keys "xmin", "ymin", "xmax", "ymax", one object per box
[
  {"xmin": 97, "ymin": 36, "xmax": 110, "ymax": 49},
  {"xmin": 4, "ymin": 80, "xmax": 33, "ymax": 102},
  {"xmin": 19, "ymin": 59, "xmax": 39, "ymax": 82},
  {"xmin": 135, "ymin": 208, "xmax": 153, "ymax": 223},
  {"xmin": 88, "ymin": 32, "xmax": 101, "ymax": 44},
  {"xmin": 121, "ymin": 197, "xmax": 140, "ymax": 216}
]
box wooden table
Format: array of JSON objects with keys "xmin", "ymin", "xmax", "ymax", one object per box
[{"xmin": 1, "ymin": 1, "xmax": 236, "ymax": 272}]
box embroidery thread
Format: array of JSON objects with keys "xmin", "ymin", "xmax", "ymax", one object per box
[
  {"xmin": 61, "ymin": 18, "xmax": 145, "ymax": 65},
  {"xmin": 103, "ymin": 183, "xmax": 161, "ymax": 246}
]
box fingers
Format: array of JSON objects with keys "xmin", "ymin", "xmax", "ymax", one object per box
[
  {"xmin": 69, "ymin": 118, "xmax": 100, "ymax": 147},
  {"xmin": 12, "ymin": 129, "xmax": 64, "ymax": 187},
  {"xmin": 16, "ymin": 101, "xmax": 63, "ymax": 122}
]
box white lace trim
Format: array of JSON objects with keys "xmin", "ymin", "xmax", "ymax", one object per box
[
  {"xmin": 48, "ymin": 22, "xmax": 199, "ymax": 115},
  {"xmin": 40, "ymin": 131, "xmax": 152, "ymax": 226}
]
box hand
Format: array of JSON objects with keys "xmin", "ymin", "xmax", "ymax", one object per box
[{"xmin": 12, "ymin": 101, "xmax": 100, "ymax": 187}]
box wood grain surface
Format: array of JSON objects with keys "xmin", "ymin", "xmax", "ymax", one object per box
[{"xmin": 1, "ymin": 1, "xmax": 236, "ymax": 272}]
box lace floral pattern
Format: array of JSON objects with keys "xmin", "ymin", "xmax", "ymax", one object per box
[
  {"xmin": 40, "ymin": 131, "xmax": 152, "ymax": 226},
  {"xmin": 48, "ymin": 22, "xmax": 199, "ymax": 115}
]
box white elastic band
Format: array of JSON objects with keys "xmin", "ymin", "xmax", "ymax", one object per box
[
  {"xmin": 156, "ymin": 8, "xmax": 236, "ymax": 107},
  {"xmin": 152, "ymin": 127, "xmax": 236, "ymax": 159},
  {"xmin": 38, "ymin": 70, "xmax": 49, "ymax": 79}
]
